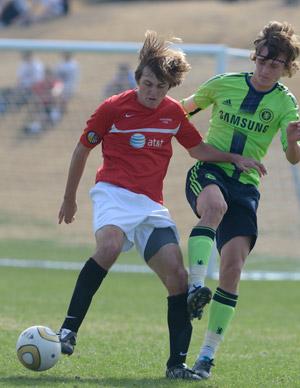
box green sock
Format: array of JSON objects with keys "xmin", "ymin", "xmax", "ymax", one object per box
[
  {"xmin": 188, "ymin": 226, "xmax": 215, "ymax": 288},
  {"xmin": 199, "ymin": 287, "xmax": 238, "ymax": 360}
]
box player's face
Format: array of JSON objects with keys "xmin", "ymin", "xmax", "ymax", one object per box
[
  {"xmin": 251, "ymin": 46, "xmax": 287, "ymax": 91},
  {"xmin": 136, "ymin": 66, "xmax": 170, "ymax": 109}
]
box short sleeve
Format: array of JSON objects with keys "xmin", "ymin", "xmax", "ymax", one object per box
[{"xmin": 80, "ymin": 99, "xmax": 114, "ymax": 148}]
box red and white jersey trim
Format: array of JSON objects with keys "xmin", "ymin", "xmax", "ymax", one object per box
[{"xmin": 109, "ymin": 123, "xmax": 180, "ymax": 134}]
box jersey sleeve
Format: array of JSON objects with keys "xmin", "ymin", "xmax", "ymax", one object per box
[
  {"xmin": 193, "ymin": 75, "xmax": 221, "ymax": 110},
  {"xmin": 279, "ymin": 92, "xmax": 299, "ymax": 151},
  {"xmin": 80, "ymin": 99, "xmax": 114, "ymax": 149},
  {"xmin": 175, "ymin": 110, "xmax": 203, "ymax": 148}
]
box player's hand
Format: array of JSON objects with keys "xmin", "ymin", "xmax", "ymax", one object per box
[
  {"xmin": 286, "ymin": 120, "xmax": 300, "ymax": 143},
  {"xmin": 232, "ymin": 155, "xmax": 267, "ymax": 177},
  {"xmin": 58, "ymin": 199, "xmax": 77, "ymax": 224}
]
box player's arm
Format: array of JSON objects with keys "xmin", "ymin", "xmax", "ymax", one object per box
[
  {"xmin": 58, "ymin": 142, "xmax": 91, "ymax": 224},
  {"xmin": 187, "ymin": 142, "xmax": 267, "ymax": 177},
  {"xmin": 285, "ymin": 120, "xmax": 300, "ymax": 164},
  {"xmin": 181, "ymin": 95, "xmax": 201, "ymax": 116}
]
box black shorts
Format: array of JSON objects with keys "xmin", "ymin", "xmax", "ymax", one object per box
[{"xmin": 185, "ymin": 163, "xmax": 260, "ymax": 253}]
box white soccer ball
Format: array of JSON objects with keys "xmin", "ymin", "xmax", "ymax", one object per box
[{"xmin": 16, "ymin": 325, "xmax": 61, "ymax": 371}]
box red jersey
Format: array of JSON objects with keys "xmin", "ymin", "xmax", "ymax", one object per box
[{"xmin": 80, "ymin": 89, "xmax": 202, "ymax": 204}]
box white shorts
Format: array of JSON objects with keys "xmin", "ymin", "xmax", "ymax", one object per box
[{"xmin": 89, "ymin": 182, "xmax": 179, "ymax": 258}]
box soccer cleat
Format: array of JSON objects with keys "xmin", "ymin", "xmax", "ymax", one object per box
[
  {"xmin": 166, "ymin": 363, "xmax": 202, "ymax": 380},
  {"xmin": 58, "ymin": 328, "xmax": 77, "ymax": 355},
  {"xmin": 187, "ymin": 285, "xmax": 212, "ymax": 320},
  {"xmin": 192, "ymin": 357, "xmax": 214, "ymax": 379}
]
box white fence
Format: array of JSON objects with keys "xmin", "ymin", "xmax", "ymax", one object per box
[{"xmin": 0, "ymin": 38, "xmax": 251, "ymax": 74}]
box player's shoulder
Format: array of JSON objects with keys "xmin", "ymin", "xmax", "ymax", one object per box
[
  {"xmin": 92, "ymin": 90, "xmax": 136, "ymax": 118},
  {"xmin": 208, "ymin": 71, "xmax": 246, "ymax": 81},
  {"xmin": 201, "ymin": 72, "xmax": 247, "ymax": 87},
  {"xmin": 164, "ymin": 94, "xmax": 181, "ymax": 106},
  {"xmin": 106, "ymin": 89, "xmax": 135, "ymax": 104},
  {"xmin": 162, "ymin": 95, "xmax": 186, "ymax": 115},
  {"xmin": 275, "ymin": 82, "xmax": 298, "ymax": 108}
]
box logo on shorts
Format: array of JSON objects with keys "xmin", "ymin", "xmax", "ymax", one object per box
[
  {"xmin": 130, "ymin": 133, "xmax": 146, "ymax": 148},
  {"xmin": 86, "ymin": 131, "xmax": 100, "ymax": 145},
  {"xmin": 205, "ymin": 173, "xmax": 216, "ymax": 180}
]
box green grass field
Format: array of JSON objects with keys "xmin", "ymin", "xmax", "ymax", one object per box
[
  {"xmin": 2, "ymin": 238, "xmax": 300, "ymax": 274},
  {"xmin": 1, "ymin": 265, "xmax": 300, "ymax": 387}
]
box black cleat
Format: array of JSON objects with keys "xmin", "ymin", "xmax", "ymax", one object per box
[
  {"xmin": 192, "ymin": 357, "xmax": 214, "ymax": 379},
  {"xmin": 58, "ymin": 328, "xmax": 77, "ymax": 355},
  {"xmin": 166, "ymin": 363, "xmax": 202, "ymax": 380},
  {"xmin": 187, "ymin": 285, "xmax": 212, "ymax": 320}
]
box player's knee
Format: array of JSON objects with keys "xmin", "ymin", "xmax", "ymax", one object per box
[
  {"xmin": 166, "ymin": 265, "xmax": 188, "ymax": 294},
  {"xmin": 221, "ymin": 261, "xmax": 242, "ymax": 286},
  {"xmin": 100, "ymin": 238, "xmax": 122, "ymax": 256},
  {"xmin": 199, "ymin": 198, "xmax": 227, "ymax": 224},
  {"xmin": 95, "ymin": 228, "xmax": 123, "ymax": 260}
]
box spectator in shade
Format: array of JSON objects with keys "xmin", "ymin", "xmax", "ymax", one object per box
[
  {"xmin": 17, "ymin": 50, "xmax": 45, "ymax": 90},
  {"xmin": 54, "ymin": 51, "xmax": 79, "ymax": 113},
  {"xmin": 31, "ymin": 0, "xmax": 69, "ymax": 23},
  {"xmin": 103, "ymin": 62, "xmax": 136, "ymax": 98},
  {"xmin": 24, "ymin": 67, "xmax": 64, "ymax": 134},
  {"xmin": 0, "ymin": 0, "xmax": 30, "ymax": 27},
  {"xmin": 6, "ymin": 50, "xmax": 45, "ymax": 110},
  {"xmin": 0, "ymin": 50, "xmax": 44, "ymax": 115}
]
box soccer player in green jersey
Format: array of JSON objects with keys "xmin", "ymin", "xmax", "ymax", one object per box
[{"xmin": 181, "ymin": 20, "xmax": 300, "ymax": 379}]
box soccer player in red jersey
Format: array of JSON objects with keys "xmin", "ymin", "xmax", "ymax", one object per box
[{"xmin": 57, "ymin": 30, "xmax": 265, "ymax": 380}]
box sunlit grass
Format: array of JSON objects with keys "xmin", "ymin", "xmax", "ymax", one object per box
[{"xmin": 1, "ymin": 266, "xmax": 300, "ymax": 387}]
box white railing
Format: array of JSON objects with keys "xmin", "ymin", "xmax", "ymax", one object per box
[{"xmin": 0, "ymin": 38, "xmax": 250, "ymax": 74}]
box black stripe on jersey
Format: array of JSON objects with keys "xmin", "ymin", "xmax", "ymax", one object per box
[
  {"xmin": 239, "ymin": 88, "xmax": 265, "ymax": 114},
  {"xmin": 230, "ymin": 130, "xmax": 247, "ymax": 180}
]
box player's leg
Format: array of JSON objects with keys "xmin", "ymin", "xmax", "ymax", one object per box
[
  {"xmin": 59, "ymin": 182, "xmax": 144, "ymax": 355},
  {"xmin": 186, "ymin": 165, "xmax": 227, "ymax": 320},
  {"xmin": 192, "ymin": 235, "xmax": 250, "ymax": 378},
  {"xmin": 193, "ymin": 192, "xmax": 259, "ymax": 378},
  {"xmin": 144, "ymin": 228, "xmax": 201, "ymax": 381},
  {"xmin": 59, "ymin": 225, "xmax": 124, "ymax": 355}
]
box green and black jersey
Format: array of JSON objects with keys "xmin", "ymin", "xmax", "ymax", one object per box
[{"xmin": 184, "ymin": 72, "xmax": 299, "ymax": 187}]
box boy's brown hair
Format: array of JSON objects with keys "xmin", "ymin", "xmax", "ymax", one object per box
[
  {"xmin": 135, "ymin": 30, "xmax": 191, "ymax": 88},
  {"xmin": 251, "ymin": 21, "xmax": 300, "ymax": 77}
]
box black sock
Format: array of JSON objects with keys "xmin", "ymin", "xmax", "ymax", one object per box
[
  {"xmin": 166, "ymin": 293, "xmax": 192, "ymax": 368},
  {"xmin": 61, "ymin": 258, "xmax": 107, "ymax": 333}
]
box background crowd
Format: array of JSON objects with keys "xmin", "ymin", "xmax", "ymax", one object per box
[{"xmin": 0, "ymin": 0, "xmax": 69, "ymax": 27}]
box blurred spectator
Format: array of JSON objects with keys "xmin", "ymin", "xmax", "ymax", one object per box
[
  {"xmin": 0, "ymin": 50, "xmax": 45, "ymax": 115},
  {"xmin": 62, "ymin": 0, "xmax": 69, "ymax": 14},
  {"xmin": 24, "ymin": 67, "xmax": 64, "ymax": 134},
  {"xmin": 14, "ymin": 50, "xmax": 45, "ymax": 106},
  {"xmin": 0, "ymin": 0, "xmax": 30, "ymax": 27},
  {"xmin": 284, "ymin": 0, "xmax": 299, "ymax": 4},
  {"xmin": 0, "ymin": 51, "xmax": 44, "ymax": 112},
  {"xmin": 54, "ymin": 51, "xmax": 79, "ymax": 113},
  {"xmin": 103, "ymin": 63, "xmax": 136, "ymax": 98},
  {"xmin": 31, "ymin": 0, "xmax": 69, "ymax": 23},
  {"xmin": 17, "ymin": 50, "xmax": 45, "ymax": 90}
]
